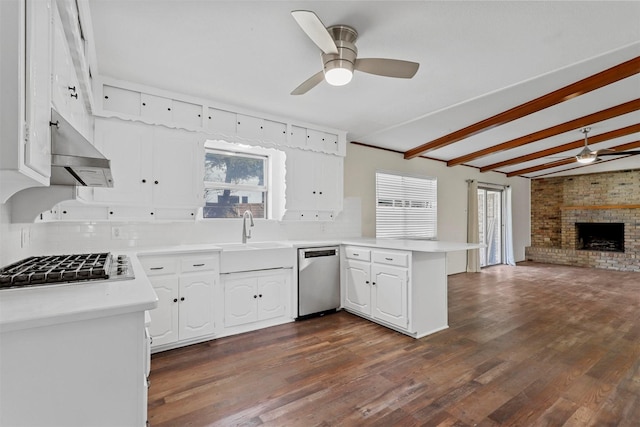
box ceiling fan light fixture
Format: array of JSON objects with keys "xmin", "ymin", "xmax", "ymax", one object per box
[
  {"xmin": 324, "ymin": 66, "xmax": 353, "ymax": 86},
  {"xmin": 576, "ymin": 146, "xmax": 597, "ymax": 164}
]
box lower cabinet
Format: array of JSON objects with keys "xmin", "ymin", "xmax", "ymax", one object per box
[
  {"xmin": 222, "ymin": 269, "xmax": 291, "ymax": 328},
  {"xmin": 343, "ymin": 254, "xmax": 409, "ymax": 330},
  {"xmin": 139, "ymin": 252, "xmax": 219, "ymax": 350}
]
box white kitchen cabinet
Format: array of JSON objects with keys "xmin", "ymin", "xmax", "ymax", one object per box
[
  {"xmin": 172, "ymin": 100, "xmax": 203, "ymax": 129},
  {"xmin": 342, "ymin": 246, "xmax": 410, "ymax": 331},
  {"xmin": 141, "ymin": 93, "xmax": 173, "ymax": 123},
  {"xmin": 51, "ymin": 4, "xmax": 93, "ymax": 142},
  {"xmin": 92, "ymin": 118, "xmax": 204, "ymax": 213},
  {"xmin": 205, "ymin": 107, "xmax": 237, "ymax": 136},
  {"xmin": 285, "ymin": 149, "xmax": 343, "ymax": 220},
  {"xmin": 0, "ymin": 0, "xmax": 52, "ymax": 201},
  {"xmin": 288, "ymin": 126, "xmax": 339, "ymax": 154},
  {"xmin": 102, "ymin": 85, "xmax": 141, "ymax": 116},
  {"xmin": 223, "ymin": 270, "xmax": 289, "ymax": 328},
  {"xmin": 341, "ymin": 245, "xmax": 450, "ymax": 338},
  {"xmin": 140, "ymin": 253, "xmax": 218, "ymax": 350},
  {"xmin": 343, "ymin": 259, "xmax": 372, "ymax": 315},
  {"xmin": 371, "ymin": 263, "xmax": 408, "ymax": 329}
]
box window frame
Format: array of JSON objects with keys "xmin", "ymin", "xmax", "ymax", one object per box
[{"xmin": 203, "ymin": 146, "xmax": 270, "ymax": 219}]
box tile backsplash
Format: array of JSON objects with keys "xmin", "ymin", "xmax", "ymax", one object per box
[{"xmin": 0, "ymin": 198, "xmax": 361, "ymax": 266}]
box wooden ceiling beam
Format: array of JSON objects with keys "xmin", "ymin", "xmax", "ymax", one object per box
[
  {"xmin": 480, "ymin": 123, "xmax": 640, "ymax": 172},
  {"xmin": 505, "ymin": 140, "xmax": 640, "ymax": 177},
  {"xmin": 448, "ymin": 99, "xmax": 640, "ymax": 167},
  {"xmin": 403, "ymin": 56, "xmax": 640, "ymax": 160}
]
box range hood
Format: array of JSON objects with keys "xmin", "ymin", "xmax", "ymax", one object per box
[{"xmin": 50, "ymin": 109, "xmax": 113, "ymax": 187}]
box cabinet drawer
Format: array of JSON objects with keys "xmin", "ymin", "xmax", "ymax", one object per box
[
  {"xmin": 372, "ymin": 250, "xmax": 409, "ymax": 267},
  {"xmin": 140, "ymin": 257, "xmax": 177, "ymax": 276},
  {"xmin": 344, "ymin": 246, "xmax": 371, "ymax": 261},
  {"xmin": 180, "ymin": 257, "xmax": 217, "ymax": 273}
]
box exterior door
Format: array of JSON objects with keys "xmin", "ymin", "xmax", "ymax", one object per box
[{"xmin": 478, "ymin": 188, "xmax": 503, "ymax": 267}]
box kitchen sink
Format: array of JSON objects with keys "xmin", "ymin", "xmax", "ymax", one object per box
[{"xmin": 217, "ymin": 242, "xmax": 295, "ymax": 273}]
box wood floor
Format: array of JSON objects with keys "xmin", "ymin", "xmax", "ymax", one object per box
[{"xmin": 148, "ymin": 262, "xmax": 640, "ymax": 426}]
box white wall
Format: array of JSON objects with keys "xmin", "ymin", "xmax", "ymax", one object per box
[{"xmin": 343, "ymin": 143, "xmax": 531, "ymax": 274}]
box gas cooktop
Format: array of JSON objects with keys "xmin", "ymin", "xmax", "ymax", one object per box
[{"xmin": 0, "ymin": 253, "xmax": 134, "ymax": 290}]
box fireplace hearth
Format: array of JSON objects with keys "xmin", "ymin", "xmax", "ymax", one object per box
[{"xmin": 576, "ymin": 222, "xmax": 624, "ymax": 252}]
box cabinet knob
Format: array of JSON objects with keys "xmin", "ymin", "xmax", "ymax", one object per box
[
  {"xmin": 49, "ymin": 121, "xmax": 60, "ymax": 129},
  {"xmin": 70, "ymin": 93, "xmax": 78, "ymax": 99},
  {"xmin": 154, "ymin": 180, "xmax": 159, "ymax": 185},
  {"xmin": 180, "ymin": 297, "xmax": 185, "ymax": 301},
  {"xmin": 173, "ymin": 298, "xmax": 178, "ymax": 303},
  {"xmin": 68, "ymin": 86, "xmax": 76, "ymax": 92},
  {"xmin": 319, "ymin": 191, "xmax": 323, "ymax": 195},
  {"xmin": 142, "ymin": 179, "xmax": 146, "ymax": 183},
  {"xmin": 259, "ymin": 294, "xmax": 263, "ymax": 298},
  {"xmin": 365, "ymin": 281, "xmax": 369, "ymax": 284},
  {"xmin": 312, "ymin": 191, "xmax": 316, "ymax": 194},
  {"xmin": 372, "ymin": 282, "xmax": 376, "ymax": 285},
  {"xmin": 253, "ymin": 295, "xmax": 258, "ymax": 299}
]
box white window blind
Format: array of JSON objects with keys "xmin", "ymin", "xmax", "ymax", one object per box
[{"xmin": 375, "ymin": 171, "xmax": 437, "ymax": 239}]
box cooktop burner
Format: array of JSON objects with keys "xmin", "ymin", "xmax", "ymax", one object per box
[{"xmin": 0, "ymin": 253, "xmax": 134, "ymax": 289}]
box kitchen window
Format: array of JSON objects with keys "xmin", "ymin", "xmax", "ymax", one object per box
[
  {"xmin": 203, "ymin": 149, "xmax": 268, "ymax": 219},
  {"xmin": 375, "ymin": 171, "xmax": 437, "ymax": 239}
]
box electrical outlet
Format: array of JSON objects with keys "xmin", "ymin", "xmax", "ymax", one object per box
[
  {"xmin": 20, "ymin": 228, "xmax": 30, "ymax": 248},
  {"xmin": 111, "ymin": 226, "xmax": 125, "ymax": 239}
]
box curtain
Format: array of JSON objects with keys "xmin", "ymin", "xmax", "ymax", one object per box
[
  {"xmin": 504, "ymin": 186, "xmax": 516, "ymax": 266},
  {"xmin": 466, "ymin": 180, "xmax": 480, "ymax": 272}
]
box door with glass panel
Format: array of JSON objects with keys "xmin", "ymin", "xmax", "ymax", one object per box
[{"xmin": 477, "ymin": 188, "xmax": 503, "ymax": 267}]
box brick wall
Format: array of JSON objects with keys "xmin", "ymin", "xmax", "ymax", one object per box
[{"xmin": 526, "ymin": 169, "xmax": 640, "ymax": 272}]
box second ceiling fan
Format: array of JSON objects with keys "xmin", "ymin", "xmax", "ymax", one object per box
[{"xmin": 290, "ymin": 10, "xmax": 420, "ymax": 95}]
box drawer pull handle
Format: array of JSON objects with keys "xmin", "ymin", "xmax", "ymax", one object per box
[
  {"xmin": 385, "ymin": 257, "xmax": 393, "ymax": 261},
  {"xmin": 150, "ymin": 267, "xmax": 164, "ymax": 270},
  {"xmin": 193, "ymin": 263, "xmax": 205, "ymax": 267}
]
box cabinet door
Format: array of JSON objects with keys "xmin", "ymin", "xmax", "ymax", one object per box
[
  {"xmin": 315, "ymin": 155, "xmax": 343, "ymax": 211},
  {"xmin": 92, "ymin": 119, "xmax": 153, "ymax": 205},
  {"xmin": 257, "ymin": 274, "xmax": 286, "ymax": 321},
  {"xmin": 172, "ymin": 100, "xmax": 202, "ymax": 129},
  {"xmin": 178, "ymin": 273, "xmax": 215, "ymax": 340},
  {"xmin": 306, "ymin": 129, "xmax": 339, "ymax": 154},
  {"xmin": 141, "ymin": 93, "xmax": 172, "ymax": 123},
  {"xmin": 151, "ymin": 130, "xmax": 204, "ymax": 207},
  {"xmin": 24, "ymin": 0, "xmax": 52, "ymax": 177},
  {"xmin": 285, "ymin": 149, "xmax": 317, "ymax": 211},
  {"xmin": 371, "ymin": 264, "xmax": 408, "ymax": 329},
  {"xmin": 206, "ymin": 107, "xmax": 236, "ymax": 137},
  {"xmin": 236, "ymin": 114, "xmax": 264, "ymax": 141},
  {"xmin": 262, "ymin": 120, "xmax": 287, "ymax": 145},
  {"xmin": 149, "ymin": 275, "xmax": 180, "ymax": 346},
  {"xmin": 343, "ymin": 260, "xmax": 371, "ymax": 315},
  {"xmin": 102, "ymin": 85, "xmax": 141, "ymax": 116},
  {"xmin": 223, "ymin": 276, "xmax": 258, "ymax": 327}
]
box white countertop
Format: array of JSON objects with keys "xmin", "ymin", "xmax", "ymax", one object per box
[
  {"xmin": 0, "ymin": 238, "xmax": 480, "ymax": 332},
  {"xmin": 340, "ymin": 238, "xmax": 484, "ymax": 253},
  {"xmin": 0, "ymin": 253, "xmax": 157, "ymax": 332}
]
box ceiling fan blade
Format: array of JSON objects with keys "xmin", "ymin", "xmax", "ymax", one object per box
[
  {"xmin": 355, "ymin": 58, "xmax": 420, "ymax": 78},
  {"xmin": 597, "ymin": 151, "xmax": 640, "ymax": 155},
  {"xmin": 291, "ymin": 70, "xmax": 325, "ymax": 95},
  {"xmin": 291, "ymin": 10, "xmax": 338, "ymax": 55}
]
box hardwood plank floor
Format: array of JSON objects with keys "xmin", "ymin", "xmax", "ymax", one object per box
[{"xmin": 148, "ymin": 262, "xmax": 640, "ymax": 426}]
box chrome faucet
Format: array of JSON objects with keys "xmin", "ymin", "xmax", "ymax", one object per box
[{"xmin": 241, "ymin": 210, "xmax": 254, "ymax": 243}]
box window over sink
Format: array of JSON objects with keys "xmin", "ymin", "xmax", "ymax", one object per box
[{"xmin": 203, "ymin": 140, "xmax": 286, "ymax": 220}]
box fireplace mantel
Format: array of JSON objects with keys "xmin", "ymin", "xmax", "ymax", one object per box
[{"xmin": 561, "ymin": 204, "xmax": 640, "ymax": 210}]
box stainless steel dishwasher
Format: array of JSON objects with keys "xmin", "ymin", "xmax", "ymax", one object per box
[{"xmin": 297, "ymin": 246, "xmax": 340, "ymax": 319}]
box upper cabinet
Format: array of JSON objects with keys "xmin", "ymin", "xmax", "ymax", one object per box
[
  {"xmin": 95, "ymin": 77, "xmax": 346, "ymax": 157},
  {"xmin": 0, "ymin": 0, "xmax": 52, "ymax": 202}
]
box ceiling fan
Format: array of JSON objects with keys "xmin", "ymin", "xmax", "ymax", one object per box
[
  {"xmin": 290, "ymin": 10, "xmax": 420, "ymax": 95},
  {"xmin": 575, "ymin": 127, "xmax": 640, "ymax": 164}
]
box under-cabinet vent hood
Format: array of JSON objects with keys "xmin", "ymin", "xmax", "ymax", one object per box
[{"xmin": 50, "ymin": 109, "xmax": 113, "ymax": 187}]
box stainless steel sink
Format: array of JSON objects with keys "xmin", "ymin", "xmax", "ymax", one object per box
[{"xmin": 217, "ymin": 242, "xmax": 295, "ymax": 273}]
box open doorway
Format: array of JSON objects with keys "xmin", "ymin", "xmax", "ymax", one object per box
[{"xmin": 478, "ymin": 187, "xmax": 503, "ymax": 267}]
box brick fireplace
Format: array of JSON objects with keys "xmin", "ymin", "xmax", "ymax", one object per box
[{"xmin": 525, "ymin": 169, "xmax": 640, "ymax": 272}]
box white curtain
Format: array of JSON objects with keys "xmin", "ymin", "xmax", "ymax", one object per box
[
  {"xmin": 504, "ymin": 186, "xmax": 516, "ymax": 266},
  {"xmin": 466, "ymin": 180, "xmax": 480, "ymax": 272}
]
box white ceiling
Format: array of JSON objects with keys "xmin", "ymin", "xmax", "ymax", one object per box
[{"xmin": 87, "ymin": 1, "xmax": 640, "ymax": 178}]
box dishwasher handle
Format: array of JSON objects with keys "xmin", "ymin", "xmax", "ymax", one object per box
[{"xmin": 302, "ymin": 249, "xmax": 338, "ymax": 258}]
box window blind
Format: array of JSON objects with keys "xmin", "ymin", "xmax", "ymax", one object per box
[{"xmin": 375, "ymin": 171, "xmax": 437, "ymax": 239}]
